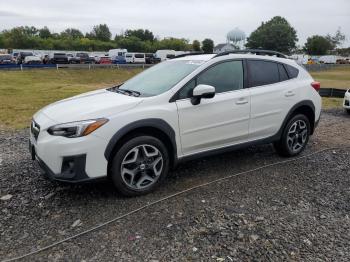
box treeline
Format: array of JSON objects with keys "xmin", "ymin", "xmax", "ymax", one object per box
[
  {"xmin": 0, "ymin": 19, "xmax": 348, "ymax": 56},
  {"xmin": 0, "ymin": 24, "xmax": 214, "ymax": 53}
]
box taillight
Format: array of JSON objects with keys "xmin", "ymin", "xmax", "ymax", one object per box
[{"xmin": 311, "ymin": 81, "xmax": 321, "ymax": 92}]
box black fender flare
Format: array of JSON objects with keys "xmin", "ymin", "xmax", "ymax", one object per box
[
  {"xmin": 104, "ymin": 118, "xmax": 177, "ymax": 162},
  {"xmin": 274, "ymin": 100, "xmax": 316, "ymax": 140}
]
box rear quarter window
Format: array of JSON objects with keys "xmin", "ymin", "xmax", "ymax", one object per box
[
  {"xmin": 247, "ymin": 60, "xmax": 279, "ymax": 87},
  {"xmin": 278, "ymin": 64, "xmax": 289, "ymax": 82},
  {"xmin": 285, "ymin": 64, "xmax": 299, "ymax": 79}
]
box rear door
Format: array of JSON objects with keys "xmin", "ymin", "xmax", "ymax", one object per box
[
  {"xmin": 247, "ymin": 60, "xmax": 298, "ymax": 140},
  {"xmin": 175, "ymin": 60, "xmax": 251, "ymax": 156}
]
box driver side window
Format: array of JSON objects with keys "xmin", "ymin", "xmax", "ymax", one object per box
[{"xmin": 177, "ymin": 60, "xmax": 243, "ymax": 100}]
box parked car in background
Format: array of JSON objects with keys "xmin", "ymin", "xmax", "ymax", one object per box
[
  {"xmin": 74, "ymin": 52, "xmax": 95, "ymax": 64},
  {"xmin": 0, "ymin": 54, "xmax": 14, "ymax": 64},
  {"xmin": 125, "ymin": 53, "xmax": 146, "ymax": 63},
  {"xmin": 16, "ymin": 51, "xmax": 34, "ymax": 64},
  {"xmin": 67, "ymin": 53, "xmax": 80, "ymax": 64},
  {"xmin": 111, "ymin": 55, "xmax": 126, "ymax": 64},
  {"xmin": 145, "ymin": 53, "xmax": 161, "ymax": 64},
  {"xmin": 109, "ymin": 49, "xmax": 127, "ymax": 64},
  {"xmin": 12, "ymin": 52, "xmax": 19, "ymax": 63},
  {"xmin": 336, "ymin": 58, "xmax": 350, "ymax": 64},
  {"xmin": 155, "ymin": 50, "xmax": 176, "ymax": 61},
  {"xmin": 49, "ymin": 53, "xmax": 69, "ymax": 64},
  {"xmin": 24, "ymin": 56, "xmax": 42, "ymax": 65},
  {"xmin": 97, "ymin": 56, "xmax": 112, "ymax": 64},
  {"xmin": 343, "ymin": 89, "xmax": 350, "ymax": 114}
]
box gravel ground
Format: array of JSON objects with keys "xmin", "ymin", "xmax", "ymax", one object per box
[{"xmin": 0, "ymin": 109, "xmax": 349, "ymax": 261}]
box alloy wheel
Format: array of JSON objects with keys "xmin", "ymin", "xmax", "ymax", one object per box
[
  {"xmin": 287, "ymin": 119, "xmax": 308, "ymax": 153},
  {"xmin": 120, "ymin": 144, "xmax": 164, "ymax": 190}
]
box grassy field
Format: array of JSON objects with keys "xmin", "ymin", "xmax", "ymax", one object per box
[
  {"xmin": 0, "ymin": 66, "xmax": 348, "ymax": 129},
  {"xmin": 310, "ymin": 66, "xmax": 350, "ymax": 89},
  {"xmin": 0, "ymin": 68, "xmax": 142, "ymax": 129}
]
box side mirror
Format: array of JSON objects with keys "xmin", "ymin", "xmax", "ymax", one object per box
[{"xmin": 191, "ymin": 84, "xmax": 215, "ymax": 105}]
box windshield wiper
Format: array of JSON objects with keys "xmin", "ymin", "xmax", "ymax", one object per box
[
  {"xmin": 119, "ymin": 88, "xmax": 141, "ymax": 97},
  {"xmin": 110, "ymin": 87, "xmax": 141, "ymax": 97}
]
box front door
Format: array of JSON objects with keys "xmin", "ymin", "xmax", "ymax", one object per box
[{"xmin": 175, "ymin": 60, "xmax": 251, "ymax": 156}]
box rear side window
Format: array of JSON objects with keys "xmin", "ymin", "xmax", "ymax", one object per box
[
  {"xmin": 285, "ymin": 64, "xmax": 299, "ymax": 79},
  {"xmin": 248, "ymin": 60, "xmax": 279, "ymax": 87},
  {"xmin": 278, "ymin": 64, "xmax": 289, "ymax": 82},
  {"xmin": 135, "ymin": 54, "xmax": 144, "ymax": 58}
]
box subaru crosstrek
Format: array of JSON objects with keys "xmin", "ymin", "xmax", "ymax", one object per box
[{"xmin": 30, "ymin": 51, "xmax": 322, "ymax": 196}]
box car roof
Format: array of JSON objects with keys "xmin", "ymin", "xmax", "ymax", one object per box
[{"xmin": 174, "ymin": 53, "xmax": 296, "ymax": 66}]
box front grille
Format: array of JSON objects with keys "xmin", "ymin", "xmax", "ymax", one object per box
[{"xmin": 31, "ymin": 120, "xmax": 40, "ymax": 140}]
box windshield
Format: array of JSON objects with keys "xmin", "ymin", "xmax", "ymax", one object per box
[
  {"xmin": 22, "ymin": 52, "xmax": 33, "ymax": 57},
  {"xmin": 54, "ymin": 53, "xmax": 66, "ymax": 57},
  {"xmin": 76, "ymin": 53, "xmax": 88, "ymax": 58},
  {"xmin": 120, "ymin": 60, "xmax": 202, "ymax": 96}
]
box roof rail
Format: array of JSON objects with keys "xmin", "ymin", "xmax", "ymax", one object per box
[
  {"xmin": 213, "ymin": 49, "xmax": 287, "ymax": 59},
  {"xmin": 173, "ymin": 52, "xmax": 205, "ymax": 59}
]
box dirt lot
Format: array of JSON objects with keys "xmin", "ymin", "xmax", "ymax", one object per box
[{"xmin": 0, "ymin": 109, "xmax": 349, "ymax": 261}]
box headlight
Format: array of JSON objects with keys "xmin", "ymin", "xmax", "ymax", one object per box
[{"xmin": 47, "ymin": 118, "xmax": 108, "ymax": 138}]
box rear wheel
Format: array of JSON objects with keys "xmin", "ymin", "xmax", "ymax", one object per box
[
  {"xmin": 274, "ymin": 114, "xmax": 310, "ymax": 157},
  {"xmin": 110, "ymin": 136, "xmax": 169, "ymax": 196}
]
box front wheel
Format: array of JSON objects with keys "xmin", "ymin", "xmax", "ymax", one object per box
[
  {"xmin": 110, "ymin": 136, "xmax": 169, "ymax": 196},
  {"xmin": 274, "ymin": 114, "xmax": 310, "ymax": 157}
]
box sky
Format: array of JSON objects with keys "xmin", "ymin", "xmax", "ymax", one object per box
[{"xmin": 0, "ymin": 0, "xmax": 349, "ymax": 47}]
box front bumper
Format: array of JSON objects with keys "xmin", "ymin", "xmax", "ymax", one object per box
[
  {"xmin": 29, "ymin": 116, "xmax": 109, "ymax": 183},
  {"xmin": 343, "ymin": 92, "xmax": 350, "ymax": 109}
]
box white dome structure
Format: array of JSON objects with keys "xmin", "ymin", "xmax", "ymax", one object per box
[{"xmin": 226, "ymin": 28, "xmax": 246, "ymax": 49}]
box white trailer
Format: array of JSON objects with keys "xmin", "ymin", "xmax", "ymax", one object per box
[{"xmin": 319, "ymin": 55, "xmax": 338, "ymax": 64}]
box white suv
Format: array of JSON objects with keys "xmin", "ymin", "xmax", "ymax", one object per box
[{"xmin": 30, "ymin": 50, "xmax": 322, "ymax": 196}]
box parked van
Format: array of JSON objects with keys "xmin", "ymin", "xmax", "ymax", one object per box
[
  {"xmin": 108, "ymin": 49, "xmax": 127, "ymax": 64},
  {"xmin": 125, "ymin": 53, "xmax": 146, "ymax": 63},
  {"xmin": 155, "ymin": 50, "xmax": 176, "ymax": 61}
]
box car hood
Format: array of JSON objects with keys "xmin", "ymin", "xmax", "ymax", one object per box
[{"xmin": 34, "ymin": 89, "xmax": 143, "ymax": 126}]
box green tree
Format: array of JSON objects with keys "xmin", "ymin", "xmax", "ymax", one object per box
[
  {"xmin": 61, "ymin": 28, "xmax": 84, "ymax": 39},
  {"xmin": 326, "ymin": 28, "xmax": 346, "ymax": 49},
  {"xmin": 192, "ymin": 40, "xmax": 201, "ymax": 51},
  {"xmin": 246, "ymin": 16, "xmax": 298, "ymax": 54},
  {"xmin": 202, "ymin": 38, "xmax": 214, "ymax": 53},
  {"xmin": 124, "ymin": 29, "xmax": 155, "ymax": 42},
  {"xmin": 87, "ymin": 24, "xmax": 111, "ymax": 41},
  {"xmin": 39, "ymin": 26, "xmax": 51, "ymax": 38},
  {"xmin": 117, "ymin": 36, "xmax": 145, "ymax": 52},
  {"xmin": 303, "ymin": 35, "xmax": 333, "ymax": 55}
]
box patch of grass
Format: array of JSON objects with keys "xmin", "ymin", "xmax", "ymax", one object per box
[
  {"xmin": 310, "ymin": 66, "xmax": 350, "ymax": 89},
  {"xmin": 0, "ymin": 68, "xmax": 142, "ymax": 129},
  {"xmin": 322, "ymin": 97, "xmax": 344, "ymax": 109}
]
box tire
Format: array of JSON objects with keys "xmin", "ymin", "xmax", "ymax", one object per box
[
  {"xmin": 274, "ymin": 114, "xmax": 311, "ymax": 157},
  {"xmin": 110, "ymin": 136, "xmax": 170, "ymax": 196}
]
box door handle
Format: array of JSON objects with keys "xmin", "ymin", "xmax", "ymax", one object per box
[
  {"xmin": 285, "ymin": 90, "xmax": 295, "ymax": 97},
  {"xmin": 236, "ymin": 97, "xmax": 248, "ymax": 105}
]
